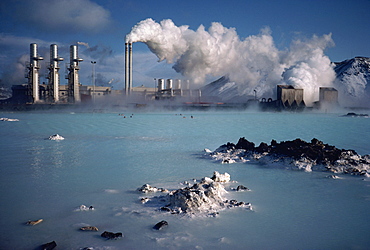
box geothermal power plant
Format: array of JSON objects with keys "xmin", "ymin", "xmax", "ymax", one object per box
[{"xmin": 1, "ymin": 42, "xmax": 339, "ymax": 110}]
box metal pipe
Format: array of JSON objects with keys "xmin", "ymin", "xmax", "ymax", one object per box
[
  {"xmin": 28, "ymin": 43, "xmax": 43, "ymax": 103},
  {"xmin": 67, "ymin": 45, "xmax": 83, "ymax": 103},
  {"xmin": 91, "ymin": 61, "xmax": 96, "ymax": 103},
  {"xmin": 125, "ymin": 43, "xmax": 129, "ymax": 95},
  {"xmin": 49, "ymin": 44, "xmax": 63, "ymax": 103},
  {"xmin": 129, "ymin": 43, "xmax": 133, "ymax": 94}
]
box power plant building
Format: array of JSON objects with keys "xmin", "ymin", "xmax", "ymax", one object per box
[
  {"xmin": 319, "ymin": 87, "xmax": 338, "ymax": 104},
  {"xmin": 276, "ymin": 85, "xmax": 305, "ymax": 108}
]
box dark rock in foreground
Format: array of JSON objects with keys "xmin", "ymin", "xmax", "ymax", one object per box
[
  {"xmin": 40, "ymin": 241, "xmax": 57, "ymax": 250},
  {"xmin": 153, "ymin": 220, "xmax": 168, "ymax": 230},
  {"xmin": 80, "ymin": 226, "xmax": 98, "ymax": 231},
  {"xmin": 206, "ymin": 138, "xmax": 370, "ymax": 176},
  {"xmin": 101, "ymin": 231, "xmax": 123, "ymax": 240}
]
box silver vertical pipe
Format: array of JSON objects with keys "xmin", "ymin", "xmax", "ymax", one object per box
[
  {"xmin": 67, "ymin": 45, "xmax": 82, "ymax": 103},
  {"xmin": 129, "ymin": 43, "xmax": 133, "ymax": 94},
  {"xmin": 30, "ymin": 43, "xmax": 39, "ymax": 103},
  {"xmin": 29, "ymin": 43, "xmax": 43, "ymax": 103},
  {"xmin": 49, "ymin": 44, "xmax": 63, "ymax": 103},
  {"xmin": 124, "ymin": 43, "xmax": 129, "ymax": 95}
]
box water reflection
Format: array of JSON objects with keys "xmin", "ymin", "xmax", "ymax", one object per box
[{"xmin": 29, "ymin": 139, "xmax": 69, "ymax": 180}]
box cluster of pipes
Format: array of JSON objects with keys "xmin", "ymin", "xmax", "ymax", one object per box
[
  {"xmin": 26, "ymin": 43, "xmax": 83, "ymax": 103},
  {"xmin": 124, "ymin": 43, "xmax": 201, "ymax": 100},
  {"xmin": 157, "ymin": 78, "xmax": 189, "ymax": 97}
]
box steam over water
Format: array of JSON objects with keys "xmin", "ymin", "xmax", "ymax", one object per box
[
  {"xmin": 126, "ymin": 18, "xmax": 336, "ymax": 104},
  {"xmin": 0, "ymin": 110, "xmax": 369, "ymax": 249}
]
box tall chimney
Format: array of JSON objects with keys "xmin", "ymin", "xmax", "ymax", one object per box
[
  {"xmin": 125, "ymin": 43, "xmax": 129, "ymax": 95},
  {"xmin": 124, "ymin": 43, "xmax": 133, "ymax": 95},
  {"xmin": 66, "ymin": 45, "xmax": 83, "ymax": 103},
  {"xmin": 48, "ymin": 44, "xmax": 63, "ymax": 102},
  {"xmin": 129, "ymin": 43, "xmax": 133, "ymax": 94},
  {"xmin": 27, "ymin": 43, "xmax": 43, "ymax": 103}
]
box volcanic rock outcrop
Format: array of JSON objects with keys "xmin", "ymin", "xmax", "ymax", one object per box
[
  {"xmin": 138, "ymin": 171, "xmax": 252, "ymax": 217},
  {"xmin": 206, "ymin": 138, "xmax": 370, "ymax": 176}
]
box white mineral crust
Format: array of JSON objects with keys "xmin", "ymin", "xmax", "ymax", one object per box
[
  {"xmin": 137, "ymin": 171, "xmax": 252, "ymax": 216},
  {"xmin": 48, "ymin": 134, "xmax": 65, "ymax": 140}
]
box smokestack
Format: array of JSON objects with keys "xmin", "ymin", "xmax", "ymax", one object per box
[
  {"xmin": 48, "ymin": 44, "xmax": 63, "ymax": 103},
  {"xmin": 125, "ymin": 43, "xmax": 133, "ymax": 95},
  {"xmin": 129, "ymin": 43, "xmax": 133, "ymax": 94},
  {"xmin": 125, "ymin": 43, "xmax": 128, "ymax": 95},
  {"xmin": 66, "ymin": 45, "xmax": 83, "ymax": 103},
  {"xmin": 27, "ymin": 43, "xmax": 43, "ymax": 103}
]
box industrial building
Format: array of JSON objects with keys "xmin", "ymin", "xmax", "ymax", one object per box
[
  {"xmin": 319, "ymin": 87, "xmax": 338, "ymax": 104},
  {"xmin": 259, "ymin": 85, "xmax": 306, "ymax": 110},
  {"xmin": 276, "ymin": 85, "xmax": 305, "ymax": 108},
  {"xmin": 312, "ymin": 87, "xmax": 339, "ymax": 108}
]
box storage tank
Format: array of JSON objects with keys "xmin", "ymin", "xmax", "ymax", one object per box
[
  {"xmin": 166, "ymin": 79, "xmax": 173, "ymax": 89},
  {"xmin": 185, "ymin": 80, "xmax": 190, "ymax": 89},
  {"xmin": 157, "ymin": 79, "xmax": 165, "ymax": 91},
  {"xmin": 174, "ymin": 79, "xmax": 181, "ymax": 89}
]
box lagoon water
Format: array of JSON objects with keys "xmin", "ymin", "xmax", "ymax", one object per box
[{"xmin": 0, "ymin": 110, "xmax": 369, "ymax": 249}]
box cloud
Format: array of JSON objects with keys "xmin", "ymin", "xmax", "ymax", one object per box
[{"xmin": 15, "ymin": 0, "xmax": 112, "ymax": 34}]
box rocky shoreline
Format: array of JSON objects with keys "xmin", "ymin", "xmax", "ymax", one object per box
[{"xmin": 205, "ymin": 138, "xmax": 370, "ymax": 176}]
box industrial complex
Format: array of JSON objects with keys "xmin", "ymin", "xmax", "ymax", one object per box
[{"xmin": 0, "ymin": 43, "xmax": 338, "ymax": 110}]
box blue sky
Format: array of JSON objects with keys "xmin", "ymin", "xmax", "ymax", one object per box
[{"xmin": 0, "ymin": 0, "xmax": 369, "ymax": 90}]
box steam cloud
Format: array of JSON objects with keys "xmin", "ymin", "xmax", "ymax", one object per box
[{"xmin": 126, "ymin": 18, "xmax": 336, "ymax": 104}]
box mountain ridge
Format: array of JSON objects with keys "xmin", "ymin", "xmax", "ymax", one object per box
[{"xmin": 201, "ymin": 56, "xmax": 370, "ymax": 107}]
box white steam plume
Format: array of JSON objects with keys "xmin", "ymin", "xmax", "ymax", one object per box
[
  {"xmin": 126, "ymin": 18, "xmax": 336, "ymax": 104},
  {"xmin": 77, "ymin": 41, "xmax": 90, "ymax": 48}
]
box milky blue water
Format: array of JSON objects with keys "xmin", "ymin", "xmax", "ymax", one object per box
[{"xmin": 0, "ymin": 110, "xmax": 369, "ymax": 250}]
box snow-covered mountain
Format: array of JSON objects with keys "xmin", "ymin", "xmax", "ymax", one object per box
[
  {"xmin": 200, "ymin": 76, "xmax": 253, "ymax": 103},
  {"xmin": 201, "ymin": 57, "xmax": 370, "ymax": 107},
  {"xmin": 333, "ymin": 57, "xmax": 370, "ymax": 107}
]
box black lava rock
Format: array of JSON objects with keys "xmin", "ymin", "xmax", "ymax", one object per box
[
  {"xmin": 40, "ymin": 241, "xmax": 57, "ymax": 250},
  {"xmin": 101, "ymin": 231, "xmax": 123, "ymax": 239},
  {"xmin": 153, "ymin": 220, "xmax": 168, "ymax": 230}
]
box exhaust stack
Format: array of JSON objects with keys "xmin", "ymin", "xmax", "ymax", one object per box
[
  {"xmin": 48, "ymin": 44, "xmax": 64, "ymax": 102},
  {"xmin": 26, "ymin": 43, "xmax": 43, "ymax": 103},
  {"xmin": 125, "ymin": 43, "xmax": 133, "ymax": 95},
  {"xmin": 66, "ymin": 45, "xmax": 83, "ymax": 103}
]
